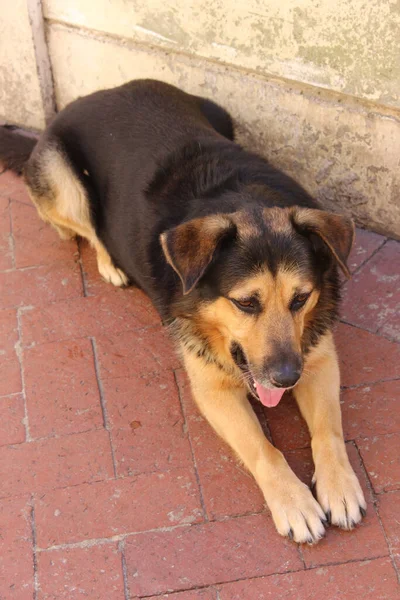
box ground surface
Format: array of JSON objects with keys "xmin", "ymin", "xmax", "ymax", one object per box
[{"xmin": 0, "ymin": 168, "xmax": 399, "ymax": 599}]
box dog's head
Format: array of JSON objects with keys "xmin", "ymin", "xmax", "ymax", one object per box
[{"xmin": 160, "ymin": 205, "xmax": 354, "ymax": 406}]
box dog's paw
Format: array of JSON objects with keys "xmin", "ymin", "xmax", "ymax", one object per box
[
  {"xmin": 98, "ymin": 262, "xmax": 128, "ymax": 287},
  {"xmin": 312, "ymin": 461, "xmax": 366, "ymax": 530},
  {"xmin": 266, "ymin": 475, "xmax": 327, "ymax": 544}
]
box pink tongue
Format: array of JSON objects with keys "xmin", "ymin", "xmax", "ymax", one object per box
[{"xmin": 255, "ymin": 382, "xmax": 287, "ymax": 408}]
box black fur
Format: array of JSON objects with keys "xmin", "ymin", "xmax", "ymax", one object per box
[{"xmin": 0, "ymin": 79, "xmax": 344, "ymax": 356}]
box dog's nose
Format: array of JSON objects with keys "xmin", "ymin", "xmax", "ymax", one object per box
[{"xmin": 269, "ymin": 360, "xmax": 302, "ymax": 388}]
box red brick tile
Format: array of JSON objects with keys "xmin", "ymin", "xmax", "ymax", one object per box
[
  {"xmin": 37, "ymin": 543, "xmax": 124, "ymax": 600},
  {"xmin": 335, "ymin": 322, "xmax": 400, "ymax": 387},
  {"xmin": 176, "ymin": 369, "xmax": 264, "ymax": 518},
  {"xmin": 96, "ymin": 327, "xmax": 180, "ymax": 379},
  {"xmin": 175, "ymin": 370, "xmax": 265, "ymax": 518},
  {"xmin": 21, "ymin": 292, "xmax": 160, "ymax": 346},
  {"xmin": 0, "ymin": 429, "xmax": 113, "ymax": 498},
  {"xmin": 302, "ymin": 444, "xmax": 387, "ymax": 567},
  {"xmin": 0, "ymin": 394, "xmax": 25, "ymax": 445},
  {"xmin": 0, "ymin": 262, "xmax": 83, "ymax": 309},
  {"xmin": 342, "ymin": 241, "xmax": 400, "ymax": 341},
  {"xmin": 24, "ymin": 339, "xmax": 102, "ymax": 438},
  {"xmin": 0, "ymin": 196, "xmax": 13, "ymax": 271},
  {"xmin": 0, "ymin": 308, "xmax": 21, "ymax": 396},
  {"xmin": 104, "ymin": 372, "xmax": 193, "ymax": 476},
  {"xmin": 104, "ymin": 370, "xmax": 181, "ymax": 430},
  {"xmin": 285, "ymin": 447, "xmax": 314, "ymax": 486},
  {"xmin": 263, "ymin": 391, "xmax": 310, "ymax": 451},
  {"xmin": 125, "ymin": 514, "xmax": 302, "ymax": 597},
  {"xmin": 218, "ymin": 557, "xmax": 399, "ymax": 600},
  {"xmin": 188, "ymin": 417, "xmax": 265, "ymax": 520},
  {"xmin": 357, "ymin": 434, "xmax": 400, "ymax": 493},
  {"xmin": 0, "ymin": 496, "xmax": 34, "ymax": 599},
  {"xmin": 341, "ymin": 380, "xmax": 400, "ymax": 440},
  {"xmin": 0, "ymin": 170, "xmax": 28, "ymax": 199},
  {"xmin": 348, "ymin": 228, "xmax": 385, "ymax": 274},
  {"xmin": 11, "ymin": 200, "xmax": 78, "ymax": 268},
  {"xmin": 147, "ymin": 591, "xmax": 216, "ymax": 600},
  {"xmin": 378, "ymin": 491, "xmax": 400, "ymax": 569},
  {"xmin": 36, "ymin": 469, "xmax": 203, "ymax": 548}
]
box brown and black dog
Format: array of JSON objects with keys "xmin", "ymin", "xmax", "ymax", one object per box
[{"xmin": 0, "ymin": 79, "xmax": 366, "ymax": 544}]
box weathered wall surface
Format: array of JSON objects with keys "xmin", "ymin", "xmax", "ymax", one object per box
[
  {"xmin": 0, "ymin": 0, "xmax": 46, "ymax": 129},
  {"xmin": 1, "ymin": 0, "xmax": 399, "ymax": 237},
  {"xmin": 43, "ymin": 0, "xmax": 400, "ymax": 110}
]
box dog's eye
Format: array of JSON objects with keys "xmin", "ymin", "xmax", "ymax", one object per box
[
  {"xmin": 290, "ymin": 292, "xmax": 311, "ymax": 312},
  {"xmin": 230, "ymin": 298, "xmax": 258, "ymax": 314}
]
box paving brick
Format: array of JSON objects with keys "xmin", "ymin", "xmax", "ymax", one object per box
[
  {"xmin": 378, "ymin": 491, "xmax": 400, "ymax": 570},
  {"xmin": 342, "ymin": 240, "xmax": 400, "ymax": 342},
  {"xmin": 0, "ymin": 394, "xmax": 25, "ymax": 445},
  {"xmin": 176, "ymin": 368, "xmax": 264, "ymax": 519},
  {"xmin": 348, "ymin": 227, "xmax": 385, "ymax": 274},
  {"xmin": 104, "ymin": 372, "xmax": 193, "ymax": 476},
  {"xmin": 24, "ymin": 339, "xmax": 102, "ymax": 438},
  {"xmin": 125, "ymin": 514, "xmax": 302, "ymax": 597},
  {"xmin": 146, "ymin": 591, "xmax": 216, "ymax": 600},
  {"xmin": 11, "ymin": 200, "xmax": 78, "ymax": 268},
  {"xmin": 21, "ymin": 292, "xmax": 160, "ymax": 346},
  {"xmin": 302, "ymin": 444, "xmax": 388, "ymax": 567},
  {"xmin": 0, "ymin": 496, "xmax": 34, "ymax": 600},
  {"xmin": 263, "ymin": 391, "xmax": 310, "ymax": 451},
  {"xmin": 37, "ymin": 543, "xmax": 124, "ymax": 600},
  {"xmin": 0, "ymin": 262, "xmax": 83, "ymax": 309},
  {"xmin": 36, "ymin": 469, "xmax": 203, "ymax": 548},
  {"xmin": 0, "ymin": 196, "xmax": 13, "ymax": 271},
  {"xmin": 0, "ymin": 429, "xmax": 113, "ymax": 498},
  {"xmin": 341, "ymin": 380, "xmax": 400, "ymax": 440},
  {"xmin": 96, "ymin": 327, "xmax": 180, "ymax": 379},
  {"xmin": 335, "ymin": 322, "xmax": 400, "ymax": 387},
  {"xmin": 0, "ymin": 170, "xmax": 28, "ymax": 200},
  {"xmin": 0, "ymin": 308, "xmax": 21, "ymax": 396},
  {"xmin": 358, "ymin": 434, "xmax": 400, "ymax": 493},
  {"xmin": 218, "ymin": 557, "xmax": 399, "ymax": 600}
]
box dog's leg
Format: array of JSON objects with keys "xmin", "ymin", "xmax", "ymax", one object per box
[
  {"xmin": 25, "ymin": 145, "xmax": 128, "ymax": 287},
  {"xmin": 183, "ymin": 350, "xmax": 327, "ymax": 543},
  {"xmin": 93, "ymin": 239, "xmax": 128, "ymax": 287},
  {"xmin": 293, "ymin": 331, "xmax": 366, "ymax": 528}
]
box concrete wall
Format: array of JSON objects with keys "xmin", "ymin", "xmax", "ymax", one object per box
[{"xmin": 1, "ymin": 0, "xmax": 399, "ymax": 238}]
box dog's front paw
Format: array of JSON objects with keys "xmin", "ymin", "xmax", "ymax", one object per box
[
  {"xmin": 312, "ymin": 460, "xmax": 366, "ymax": 530},
  {"xmin": 265, "ymin": 472, "xmax": 327, "ymax": 544}
]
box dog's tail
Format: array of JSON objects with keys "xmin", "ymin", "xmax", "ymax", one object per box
[{"xmin": 0, "ymin": 126, "xmax": 38, "ymax": 175}]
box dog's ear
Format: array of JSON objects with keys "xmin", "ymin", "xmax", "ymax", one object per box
[
  {"xmin": 160, "ymin": 214, "xmax": 235, "ymax": 294},
  {"xmin": 291, "ymin": 208, "xmax": 355, "ymax": 278}
]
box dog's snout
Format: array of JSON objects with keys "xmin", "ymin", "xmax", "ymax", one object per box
[{"xmin": 269, "ymin": 355, "xmax": 302, "ymax": 388}]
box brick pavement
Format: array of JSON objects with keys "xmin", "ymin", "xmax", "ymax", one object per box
[{"xmin": 0, "ymin": 168, "xmax": 399, "ymax": 599}]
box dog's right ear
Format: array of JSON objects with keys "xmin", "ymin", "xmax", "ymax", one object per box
[{"xmin": 160, "ymin": 214, "xmax": 235, "ymax": 294}]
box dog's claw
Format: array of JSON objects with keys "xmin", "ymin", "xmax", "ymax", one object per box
[
  {"xmin": 287, "ymin": 528, "xmax": 294, "ymax": 541},
  {"xmin": 325, "ymin": 510, "xmax": 332, "ymax": 525},
  {"xmin": 360, "ymin": 506, "xmax": 367, "ymax": 518}
]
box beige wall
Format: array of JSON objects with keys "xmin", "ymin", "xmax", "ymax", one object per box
[
  {"xmin": 0, "ymin": 0, "xmax": 46, "ymax": 129},
  {"xmin": 1, "ymin": 0, "xmax": 399, "ymax": 237},
  {"xmin": 43, "ymin": 0, "xmax": 400, "ymax": 110}
]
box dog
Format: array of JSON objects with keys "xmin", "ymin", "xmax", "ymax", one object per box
[{"xmin": 0, "ymin": 79, "xmax": 366, "ymax": 544}]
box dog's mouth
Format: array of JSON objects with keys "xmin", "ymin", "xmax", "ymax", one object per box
[{"xmin": 230, "ymin": 343, "xmax": 287, "ymax": 408}]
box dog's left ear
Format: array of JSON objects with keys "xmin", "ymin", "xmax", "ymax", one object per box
[
  {"xmin": 291, "ymin": 208, "xmax": 355, "ymax": 278},
  {"xmin": 160, "ymin": 214, "xmax": 235, "ymax": 294}
]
